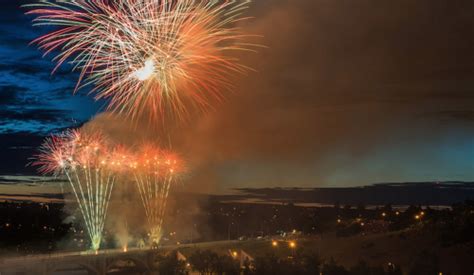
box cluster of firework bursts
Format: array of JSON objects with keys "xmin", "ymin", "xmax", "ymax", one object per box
[
  {"xmin": 34, "ymin": 130, "xmax": 123, "ymax": 250},
  {"xmin": 27, "ymin": 0, "xmax": 256, "ymax": 251},
  {"xmin": 34, "ymin": 130, "xmax": 122, "ymax": 176},
  {"xmin": 34, "ymin": 130, "xmax": 185, "ymax": 250}
]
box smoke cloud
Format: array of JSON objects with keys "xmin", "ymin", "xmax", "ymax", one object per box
[
  {"xmin": 64, "ymin": 0, "xmax": 474, "ymax": 247},
  {"xmin": 85, "ymin": 0, "xmax": 474, "ymax": 190}
]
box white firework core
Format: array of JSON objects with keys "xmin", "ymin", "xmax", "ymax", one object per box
[{"xmin": 133, "ymin": 59, "xmax": 155, "ymax": 81}]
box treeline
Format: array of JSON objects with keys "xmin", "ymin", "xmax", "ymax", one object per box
[
  {"xmin": 157, "ymin": 250, "xmax": 404, "ymax": 275},
  {"xmin": 193, "ymin": 198, "xmax": 474, "ymax": 243},
  {"xmin": 0, "ymin": 202, "xmax": 70, "ymax": 254},
  {"xmin": 420, "ymin": 200, "xmax": 474, "ymax": 245},
  {"xmin": 332, "ymin": 200, "xmax": 474, "ymax": 242}
]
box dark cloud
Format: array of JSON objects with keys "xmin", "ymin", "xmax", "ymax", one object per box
[
  {"xmin": 0, "ymin": 63, "xmax": 46, "ymax": 76},
  {"xmin": 231, "ymin": 181, "xmax": 474, "ymax": 205},
  {"xmin": 0, "ymin": 85, "xmax": 28, "ymax": 105},
  {"xmin": 0, "ymin": 109, "xmax": 68, "ymax": 124},
  {"xmin": 0, "ymin": 133, "xmax": 45, "ymax": 175}
]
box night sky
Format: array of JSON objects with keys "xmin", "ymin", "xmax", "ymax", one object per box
[
  {"xmin": 0, "ymin": 1, "xmax": 102, "ymax": 173},
  {"xmin": 3, "ymin": 0, "xmax": 474, "ymax": 195}
]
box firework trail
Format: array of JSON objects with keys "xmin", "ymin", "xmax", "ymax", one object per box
[
  {"xmin": 129, "ymin": 145, "xmax": 184, "ymax": 245},
  {"xmin": 26, "ymin": 0, "xmax": 257, "ymax": 121},
  {"xmin": 34, "ymin": 130, "xmax": 124, "ymax": 251}
]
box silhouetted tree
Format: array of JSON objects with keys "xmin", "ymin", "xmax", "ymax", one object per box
[
  {"xmin": 350, "ymin": 260, "xmax": 385, "ymax": 275},
  {"xmin": 188, "ymin": 249, "xmax": 219, "ymax": 274},
  {"xmin": 321, "ymin": 258, "xmax": 349, "ymax": 275},
  {"xmin": 158, "ymin": 251, "xmax": 188, "ymax": 275},
  {"xmin": 215, "ymin": 254, "xmax": 240, "ymax": 275},
  {"xmin": 253, "ymin": 253, "xmax": 280, "ymax": 275},
  {"xmin": 299, "ymin": 252, "xmax": 321, "ymax": 274}
]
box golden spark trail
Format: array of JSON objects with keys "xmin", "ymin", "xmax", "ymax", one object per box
[
  {"xmin": 33, "ymin": 130, "xmax": 120, "ymax": 251},
  {"xmin": 130, "ymin": 146, "xmax": 184, "ymax": 245}
]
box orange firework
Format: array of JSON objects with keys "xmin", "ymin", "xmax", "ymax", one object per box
[
  {"xmin": 129, "ymin": 144, "xmax": 185, "ymax": 244},
  {"xmin": 26, "ymin": 0, "xmax": 258, "ymax": 121}
]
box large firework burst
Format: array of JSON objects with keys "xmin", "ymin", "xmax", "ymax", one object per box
[{"xmin": 26, "ymin": 0, "xmax": 256, "ymax": 121}]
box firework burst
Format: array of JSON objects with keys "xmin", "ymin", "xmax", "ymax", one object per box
[
  {"xmin": 129, "ymin": 145, "xmax": 185, "ymax": 245},
  {"xmin": 34, "ymin": 130, "xmax": 122, "ymax": 251},
  {"xmin": 26, "ymin": 0, "xmax": 257, "ymax": 121}
]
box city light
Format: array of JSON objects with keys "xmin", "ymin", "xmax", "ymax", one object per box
[
  {"xmin": 289, "ymin": 241, "xmax": 296, "ymax": 248},
  {"xmin": 272, "ymin": 240, "xmax": 278, "ymax": 247}
]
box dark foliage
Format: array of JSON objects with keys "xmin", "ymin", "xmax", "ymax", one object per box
[{"xmin": 157, "ymin": 251, "xmax": 188, "ymax": 275}]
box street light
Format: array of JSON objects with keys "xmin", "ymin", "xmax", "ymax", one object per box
[
  {"xmin": 272, "ymin": 240, "xmax": 278, "ymax": 247},
  {"xmin": 289, "ymin": 241, "xmax": 296, "ymax": 257}
]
